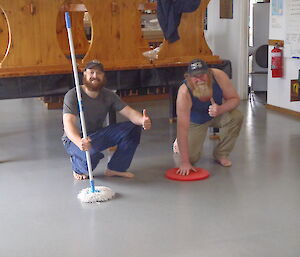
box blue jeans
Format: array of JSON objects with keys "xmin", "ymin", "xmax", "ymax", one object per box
[{"xmin": 63, "ymin": 121, "xmax": 142, "ymax": 174}]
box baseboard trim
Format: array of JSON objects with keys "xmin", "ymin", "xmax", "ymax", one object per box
[{"xmin": 265, "ymin": 104, "xmax": 300, "ymax": 118}]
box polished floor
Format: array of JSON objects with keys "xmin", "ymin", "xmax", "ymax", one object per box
[{"xmin": 0, "ymin": 94, "xmax": 299, "ymax": 257}]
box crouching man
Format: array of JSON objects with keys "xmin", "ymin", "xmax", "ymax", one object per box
[{"xmin": 62, "ymin": 60, "xmax": 151, "ymax": 180}]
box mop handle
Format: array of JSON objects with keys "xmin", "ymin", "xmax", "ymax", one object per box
[{"xmin": 65, "ymin": 12, "xmax": 95, "ymax": 192}]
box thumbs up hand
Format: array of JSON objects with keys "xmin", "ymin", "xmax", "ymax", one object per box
[
  {"xmin": 142, "ymin": 109, "xmax": 151, "ymax": 130},
  {"xmin": 208, "ymin": 98, "xmax": 220, "ymax": 117}
]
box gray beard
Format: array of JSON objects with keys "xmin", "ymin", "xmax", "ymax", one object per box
[{"xmin": 191, "ymin": 81, "xmax": 212, "ymax": 101}]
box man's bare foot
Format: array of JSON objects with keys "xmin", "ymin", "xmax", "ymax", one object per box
[
  {"xmin": 73, "ymin": 171, "xmax": 89, "ymax": 180},
  {"xmin": 173, "ymin": 139, "xmax": 179, "ymax": 154},
  {"xmin": 216, "ymin": 158, "xmax": 232, "ymax": 167},
  {"xmin": 104, "ymin": 169, "xmax": 135, "ymax": 178}
]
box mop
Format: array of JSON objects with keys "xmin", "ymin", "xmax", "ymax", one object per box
[{"xmin": 65, "ymin": 12, "xmax": 115, "ymax": 203}]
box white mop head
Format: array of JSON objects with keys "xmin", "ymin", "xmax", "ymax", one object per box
[{"xmin": 77, "ymin": 186, "xmax": 115, "ymax": 203}]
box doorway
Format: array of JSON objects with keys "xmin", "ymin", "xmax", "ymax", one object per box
[{"xmin": 248, "ymin": 0, "xmax": 270, "ymax": 103}]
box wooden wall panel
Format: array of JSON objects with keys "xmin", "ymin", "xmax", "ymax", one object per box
[
  {"xmin": 0, "ymin": 10, "xmax": 9, "ymax": 62},
  {"xmin": 0, "ymin": 0, "xmax": 70, "ymax": 76},
  {"xmin": 81, "ymin": 0, "xmax": 149, "ymax": 70},
  {"xmin": 156, "ymin": 0, "xmax": 220, "ymax": 64},
  {"xmin": 0, "ymin": 0, "xmax": 219, "ymax": 77},
  {"xmin": 56, "ymin": 11, "xmax": 90, "ymax": 56}
]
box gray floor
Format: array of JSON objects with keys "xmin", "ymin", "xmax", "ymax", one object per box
[{"xmin": 0, "ymin": 95, "xmax": 299, "ymax": 257}]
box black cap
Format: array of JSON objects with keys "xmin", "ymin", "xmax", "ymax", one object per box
[
  {"xmin": 187, "ymin": 59, "xmax": 209, "ymax": 76},
  {"xmin": 84, "ymin": 60, "xmax": 104, "ymax": 71}
]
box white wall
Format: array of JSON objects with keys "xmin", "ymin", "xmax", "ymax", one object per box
[
  {"xmin": 203, "ymin": 0, "xmax": 299, "ymax": 113},
  {"xmin": 205, "ymin": 0, "xmax": 249, "ymax": 100},
  {"xmin": 268, "ymin": 0, "xmax": 300, "ymax": 112}
]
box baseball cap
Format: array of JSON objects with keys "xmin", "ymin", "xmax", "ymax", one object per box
[
  {"xmin": 84, "ymin": 60, "xmax": 104, "ymax": 71},
  {"xmin": 187, "ymin": 59, "xmax": 209, "ymax": 76}
]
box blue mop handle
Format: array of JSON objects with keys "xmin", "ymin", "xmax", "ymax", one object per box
[{"xmin": 65, "ymin": 12, "xmax": 95, "ymax": 193}]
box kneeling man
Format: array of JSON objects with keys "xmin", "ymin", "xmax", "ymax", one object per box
[{"xmin": 174, "ymin": 59, "xmax": 243, "ymax": 175}]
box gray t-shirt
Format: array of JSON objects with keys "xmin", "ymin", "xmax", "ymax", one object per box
[{"xmin": 62, "ymin": 87, "xmax": 127, "ymax": 140}]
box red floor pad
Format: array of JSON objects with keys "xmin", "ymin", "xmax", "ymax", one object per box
[{"xmin": 165, "ymin": 167, "xmax": 210, "ymax": 181}]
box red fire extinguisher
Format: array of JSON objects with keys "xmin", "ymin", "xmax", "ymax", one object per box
[{"xmin": 271, "ymin": 44, "xmax": 283, "ymax": 78}]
